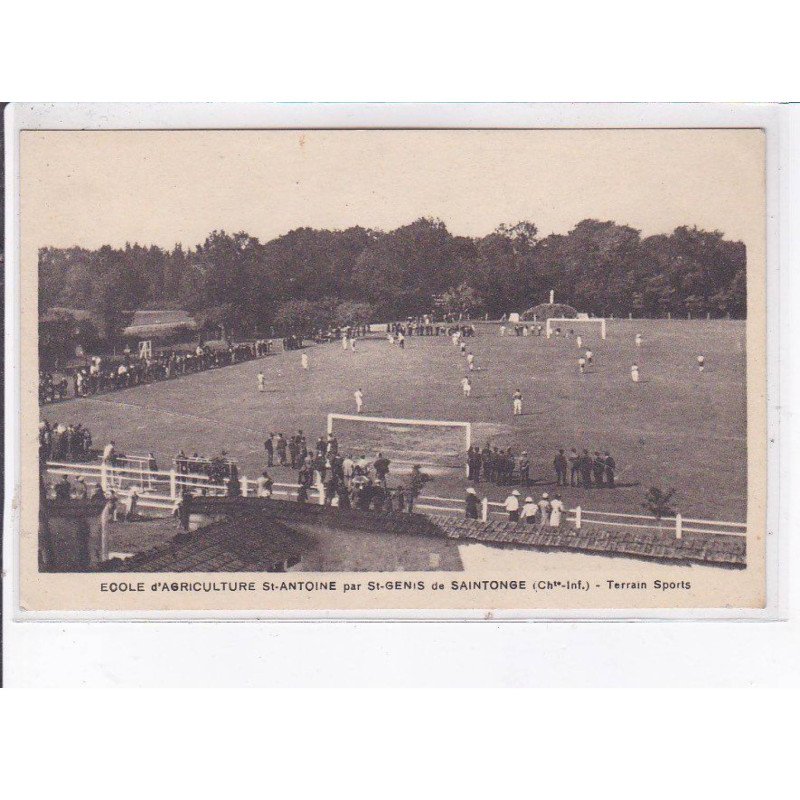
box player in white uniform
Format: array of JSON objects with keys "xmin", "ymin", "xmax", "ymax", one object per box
[
  {"xmin": 631, "ymin": 363, "xmax": 640, "ymax": 382},
  {"xmin": 513, "ymin": 390, "xmax": 523, "ymax": 415},
  {"xmin": 585, "ymin": 349, "xmax": 593, "ymax": 365},
  {"xmin": 635, "ymin": 333, "xmax": 642, "ymax": 347},
  {"xmin": 257, "ymin": 371, "xmax": 265, "ymax": 392},
  {"xmin": 697, "ymin": 355, "xmax": 705, "ymax": 372},
  {"xmin": 461, "ymin": 376, "xmax": 471, "ymax": 397},
  {"xmin": 576, "ymin": 335, "xmax": 582, "ymax": 348},
  {"xmin": 466, "ymin": 352, "xmax": 475, "ymax": 371},
  {"xmin": 301, "ymin": 353, "xmax": 309, "ymax": 370},
  {"xmin": 342, "ymin": 334, "xmax": 349, "ymax": 350},
  {"xmin": 578, "ymin": 357, "xmax": 586, "ymax": 374},
  {"xmin": 354, "ymin": 388, "xmax": 364, "ymax": 413}
]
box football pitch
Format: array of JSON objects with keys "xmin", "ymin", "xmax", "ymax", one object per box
[{"xmin": 43, "ymin": 319, "xmax": 748, "ymax": 521}]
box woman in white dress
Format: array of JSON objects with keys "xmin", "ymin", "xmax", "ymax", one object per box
[
  {"xmin": 537, "ymin": 493, "xmax": 551, "ymax": 531},
  {"xmin": 549, "ymin": 495, "xmax": 565, "ymax": 528}
]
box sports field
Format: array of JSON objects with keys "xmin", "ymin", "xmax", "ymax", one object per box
[{"xmin": 42, "ymin": 319, "xmax": 748, "ymax": 521}]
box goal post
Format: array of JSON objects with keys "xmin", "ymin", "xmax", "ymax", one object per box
[
  {"xmin": 327, "ymin": 413, "xmax": 471, "ymax": 477},
  {"xmin": 546, "ymin": 317, "xmax": 606, "ymax": 339}
]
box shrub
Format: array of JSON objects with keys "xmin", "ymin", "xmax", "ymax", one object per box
[{"xmin": 642, "ymin": 487, "xmax": 676, "ymax": 520}]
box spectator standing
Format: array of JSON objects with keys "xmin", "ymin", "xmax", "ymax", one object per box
[
  {"xmin": 504, "ymin": 489, "xmax": 521, "ymax": 522},
  {"xmin": 554, "ymin": 449, "xmax": 568, "ymax": 486},
  {"xmin": 465, "ymin": 487, "xmax": 480, "ymax": 519}
]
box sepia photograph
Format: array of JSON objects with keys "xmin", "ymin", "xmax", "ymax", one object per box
[{"xmin": 16, "ymin": 125, "xmax": 766, "ymax": 612}]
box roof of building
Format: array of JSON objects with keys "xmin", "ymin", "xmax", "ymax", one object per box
[
  {"xmin": 100, "ymin": 497, "xmax": 466, "ymax": 573},
  {"xmin": 103, "ymin": 515, "xmax": 306, "ymax": 572},
  {"xmin": 40, "ymin": 307, "xmax": 95, "ymax": 323},
  {"xmin": 122, "ymin": 309, "xmax": 198, "ymax": 336}
]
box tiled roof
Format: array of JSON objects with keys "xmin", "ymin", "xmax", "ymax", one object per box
[
  {"xmin": 104, "ymin": 515, "xmax": 306, "ymax": 572},
  {"xmin": 122, "ymin": 309, "xmax": 198, "ymax": 335},
  {"xmin": 189, "ymin": 498, "xmax": 746, "ymax": 568},
  {"xmin": 101, "ymin": 497, "xmax": 746, "ymax": 572}
]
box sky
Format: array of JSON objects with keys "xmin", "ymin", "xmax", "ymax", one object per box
[{"xmin": 20, "ymin": 128, "xmax": 765, "ymax": 250}]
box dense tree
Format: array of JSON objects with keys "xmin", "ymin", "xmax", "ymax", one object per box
[
  {"xmin": 38, "ymin": 217, "xmax": 749, "ymax": 349},
  {"xmin": 437, "ymin": 283, "xmax": 482, "ymax": 318}
]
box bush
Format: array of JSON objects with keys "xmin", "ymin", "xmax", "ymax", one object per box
[
  {"xmin": 642, "ymin": 487, "xmax": 676, "ymax": 520},
  {"xmin": 522, "ymin": 303, "xmax": 578, "ymax": 321}
]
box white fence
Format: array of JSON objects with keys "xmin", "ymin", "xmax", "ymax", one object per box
[
  {"xmin": 45, "ymin": 461, "xmax": 324, "ymax": 512},
  {"xmin": 45, "ymin": 461, "xmax": 746, "ymax": 540}
]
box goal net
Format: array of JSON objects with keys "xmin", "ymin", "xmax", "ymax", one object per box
[
  {"xmin": 327, "ymin": 413, "xmax": 471, "ymax": 477},
  {"xmin": 546, "ymin": 317, "xmax": 606, "ymax": 340}
]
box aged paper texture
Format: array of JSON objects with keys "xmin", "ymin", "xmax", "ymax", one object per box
[{"xmin": 18, "ymin": 127, "xmax": 766, "ymax": 613}]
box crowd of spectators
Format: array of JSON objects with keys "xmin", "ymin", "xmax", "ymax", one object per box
[
  {"xmin": 388, "ymin": 318, "xmax": 476, "ymax": 337},
  {"xmin": 467, "ymin": 445, "xmax": 617, "ymax": 489},
  {"xmin": 39, "ymin": 372, "xmax": 69, "ymax": 403},
  {"xmin": 260, "ymin": 430, "xmax": 431, "ymax": 512},
  {"xmin": 39, "ymin": 420, "xmax": 94, "ymax": 461},
  {"xmin": 42, "ymin": 340, "xmax": 272, "ymax": 404}
]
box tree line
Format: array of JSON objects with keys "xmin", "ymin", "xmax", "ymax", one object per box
[{"xmin": 38, "ymin": 217, "xmax": 747, "ymax": 342}]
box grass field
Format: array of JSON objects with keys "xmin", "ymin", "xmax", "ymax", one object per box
[{"xmin": 43, "ymin": 319, "xmax": 747, "ymax": 521}]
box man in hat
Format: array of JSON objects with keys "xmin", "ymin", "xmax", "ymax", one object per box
[
  {"xmin": 289, "ymin": 436, "xmax": 299, "ymax": 469},
  {"xmin": 503, "ymin": 489, "xmax": 521, "ymax": 522},
  {"xmin": 604, "ymin": 451, "xmax": 616, "ymax": 488},
  {"xmin": 276, "ymin": 433, "xmax": 287, "ymax": 466},
  {"xmin": 407, "ymin": 464, "xmax": 430, "ymax": 513},
  {"xmin": 592, "ymin": 451, "xmax": 606, "ymax": 487},
  {"xmin": 518, "ymin": 451, "xmax": 530, "ymax": 487},
  {"xmin": 554, "ymin": 449, "xmax": 568, "ymax": 486},
  {"xmin": 520, "ymin": 495, "xmax": 538, "ymax": 525},
  {"xmin": 54, "ymin": 474, "xmax": 72, "ymax": 501},
  {"xmin": 579, "ymin": 449, "xmax": 593, "ymax": 487},
  {"xmin": 373, "ymin": 452, "xmax": 391, "ymax": 487},
  {"xmin": 264, "ymin": 434, "xmax": 274, "ymax": 467},
  {"xmin": 569, "ymin": 448, "xmax": 581, "ymax": 486},
  {"xmin": 482, "ymin": 443, "xmax": 494, "ymax": 482},
  {"xmin": 465, "ymin": 486, "xmax": 480, "ymax": 519}
]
